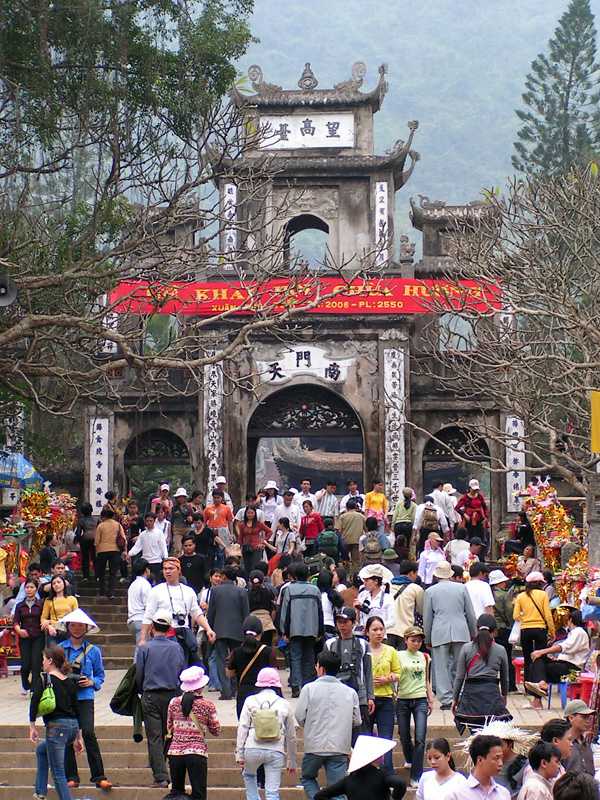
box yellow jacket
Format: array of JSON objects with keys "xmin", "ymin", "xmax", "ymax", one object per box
[{"xmin": 513, "ymin": 588, "xmax": 555, "ymax": 638}]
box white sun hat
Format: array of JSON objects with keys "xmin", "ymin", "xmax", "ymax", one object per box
[
  {"xmin": 160, "ymin": 483, "xmax": 170, "ymax": 492},
  {"xmin": 469, "ymin": 479, "xmax": 480, "ymax": 490},
  {"xmin": 215, "ymin": 475, "xmax": 227, "ymax": 484},
  {"xmin": 263, "ymin": 480, "xmax": 279, "ymax": 491},
  {"xmin": 462, "ymin": 721, "xmax": 536, "ymax": 767},
  {"xmin": 358, "ymin": 563, "xmax": 394, "ymax": 585},
  {"xmin": 57, "ymin": 608, "xmax": 100, "ymax": 635},
  {"xmin": 174, "ymin": 487, "xmax": 188, "ymax": 498},
  {"xmin": 349, "ymin": 735, "xmax": 396, "ymax": 773},
  {"xmin": 488, "ymin": 569, "xmax": 509, "ymax": 586}
]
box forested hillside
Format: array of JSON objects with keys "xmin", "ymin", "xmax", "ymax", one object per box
[{"xmin": 241, "ymin": 0, "xmax": 600, "ymax": 249}]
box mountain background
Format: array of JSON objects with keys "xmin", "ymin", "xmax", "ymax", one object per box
[{"xmin": 239, "ymin": 0, "xmax": 600, "ymax": 253}]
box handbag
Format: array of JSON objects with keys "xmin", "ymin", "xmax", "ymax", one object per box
[
  {"xmin": 37, "ymin": 675, "xmax": 57, "ymax": 717},
  {"xmin": 508, "ymin": 620, "xmax": 521, "ymax": 645}
]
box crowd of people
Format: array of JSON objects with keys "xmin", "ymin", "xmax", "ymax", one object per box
[{"xmin": 8, "ymin": 475, "xmax": 600, "ymax": 800}]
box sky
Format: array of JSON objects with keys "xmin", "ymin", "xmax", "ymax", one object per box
[{"xmin": 239, "ymin": 0, "xmax": 600, "ymax": 245}]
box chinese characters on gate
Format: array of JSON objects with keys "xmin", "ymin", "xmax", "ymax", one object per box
[
  {"xmin": 375, "ymin": 181, "xmax": 388, "ymax": 266},
  {"xmin": 89, "ymin": 418, "xmax": 110, "ymax": 512},
  {"xmin": 258, "ymin": 346, "xmax": 354, "ymax": 385},
  {"xmin": 222, "ymin": 183, "xmax": 237, "ymax": 258},
  {"xmin": 505, "ymin": 416, "xmax": 526, "ymax": 512},
  {"xmin": 260, "ymin": 113, "xmax": 355, "ymax": 150}
]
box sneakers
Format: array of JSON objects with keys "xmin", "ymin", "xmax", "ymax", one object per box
[{"xmin": 33, "ymin": 793, "xmax": 46, "ymax": 800}]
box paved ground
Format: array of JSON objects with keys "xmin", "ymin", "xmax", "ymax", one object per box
[{"xmin": 0, "ymin": 668, "xmax": 567, "ymax": 729}]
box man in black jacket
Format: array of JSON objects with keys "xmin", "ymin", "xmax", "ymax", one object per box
[{"xmin": 207, "ymin": 565, "xmax": 249, "ymax": 700}]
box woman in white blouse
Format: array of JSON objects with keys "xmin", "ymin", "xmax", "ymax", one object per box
[
  {"xmin": 524, "ymin": 607, "xmax": 590, "ymax": 699},
  {"xmin": 260, "ymin": 481, "xmax": 280, "ymax": 527},
  {"xmin": 417, "ymin": 737, "xmax": 467, "ymax": 800},
  {"xmin": 417, "ymin": 533, "xmax": 447, "ymax": 587}
]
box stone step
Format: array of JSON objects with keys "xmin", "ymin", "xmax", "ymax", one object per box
[
  {"xmin": 87, "ymin": 633, "xmax": 132, "ymax": 645},
  {"xmin": 0, "ymin": 789, "xmax": 307, "ymax": 800},
  {"xmin": 97, "ymin": 644, "xmax": 135, "ymax": 657},
  {"xmin": 0, "ymin": 767, "xmax": 326, "ymax": 787},
  {"xmin": 104, "ymin": 657, "xmax": 135, "ymax": 670}
]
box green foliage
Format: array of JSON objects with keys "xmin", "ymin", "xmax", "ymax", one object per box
[
  {"xmin": 513, "ymin": 0, "xmax": 600, "ymax": 175},
  {"xmin": 0, "ymin": 0, "xmax": 255, "ymax": 152}
]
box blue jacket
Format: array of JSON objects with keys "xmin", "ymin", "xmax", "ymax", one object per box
[{"xmin": 62, "ymin": 639, "xmax": 105, "ymax": 701}]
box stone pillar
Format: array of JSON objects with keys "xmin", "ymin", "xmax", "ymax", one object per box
[
  {"xmin": 382, "ymin": 345, "xmax": 406, "ymax": 507},
  {"xmin": 202, "ymin": 355, "xmax": 224, "ymax": 496}
]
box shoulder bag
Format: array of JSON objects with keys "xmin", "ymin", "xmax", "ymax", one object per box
[
  {"xmin": 37, "ymin": 674, "xmax": 57, "ymax": 717},
  {"xmin": 239, "ymin": 644, "xmax": 267, "ymax": 685}
]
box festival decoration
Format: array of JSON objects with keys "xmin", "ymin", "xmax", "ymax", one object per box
[
  {"xmin": 9, "ymin": 488, "xmax": 77, "ymax": 558},
  {"xmin": 556, "ymin": 550, "xmax": 591, "ymax": 607},
  {"xmin": 522, "ymin": 478, "xmax": 582, "ymax": 571}
]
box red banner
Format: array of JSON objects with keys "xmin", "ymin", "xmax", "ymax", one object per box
[{"xmin": 109, "ymin": 278, "xmax": 500, "ymax": 316}]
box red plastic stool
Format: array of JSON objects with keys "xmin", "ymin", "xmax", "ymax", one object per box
[
  {"xmin": 566, "ymin": 681, "xmax": 582, "ymax": 700},
  {"xmin": 579, "ymin": 673, "xmax": 595, "ymax": 704},
  {"xmin": 513, "ymin": 656, "xmax": 524, "ymax": 685}
]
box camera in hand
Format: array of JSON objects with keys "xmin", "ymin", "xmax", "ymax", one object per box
[
  {"xmin": 70, "ymin": 662, "xmax": 87, "ymax": 685},
  {"xmin": 174, "ymin": 614, "xmax": 186, "ymax": 627},
  {"xmin": 358, "ymin": 599, "xmax": 371, "ymax": 615}
]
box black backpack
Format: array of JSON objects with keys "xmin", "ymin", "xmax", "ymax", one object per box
[{"xmin": 329, "ymin": 636, "xmax": 365, "ymax": 693}]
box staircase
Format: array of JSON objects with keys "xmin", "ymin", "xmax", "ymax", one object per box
[
  {"xmin": 0, "ymin": 722, "xmax": 468, "ymax": 799},
  {"xmin": 76, "ymin": 581, "xmax": 133, "ymax": 670}
]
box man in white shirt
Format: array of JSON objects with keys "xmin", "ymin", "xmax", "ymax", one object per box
[
  {"xmin": 413, "ymin": 497, "xmax": 450, "ymax": 537},
  {"xmin": 431, "ymin": 482, "xmax": 456, "ymax": 527},
  {"xmin": 293, "ymin": 479, "xmax": 317, "ymax": 509},
  {"xmin": 339, "ymin": 479, "xmax": 364, "ymax": 513},
  {"xmin": 272, "ymin": 491, "xmax": 302, "ymax": 532},
  {"xmin": 444, "ymin": 528, "xmax": 470, "ymax": 566},
  {"xmin": 127, "ymin": 513, "xmax": 168, "ymax": 584},
  {"xmin": 140, "ymin": 557, "xmax": 215, "ymax": 646},
  {"xmin": 315, "ymin": 481, "xmax": 340, "ymax": 519},
  {"xmin": 206, "ymin": 475, "xmax": 234, "ymax": 510},
  {"xmin": 127, "ymin": 558, "xmax": 152, "ymax": 656},
  {"xmin": 465, "ymin": 563, "xmax": 495, "ymax": 618}
]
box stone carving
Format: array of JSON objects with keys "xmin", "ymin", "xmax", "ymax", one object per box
[
  {"xmin": 247, "ymin": 64, "xmax": 283, "ymax": 96},
  {"xmin": 298, "ymin": 63, "xmax": 318, "ymax": 91},
  {"xmin": 203, "ymin": 354, "xmax": 223, "ymax": 494},
  {"xmin": 399, "ymin": 235, "xmax": 416, "ymax": 261},
  {"xmin": 249, "ymin": 386, "xmax": 360, "ymax": 433},
  {"xmin": 277, "ymin": 186, "xmax": 339, "ymax": 220},
  {"xmin": 334, "ymin": 61, "xmax": 367, "ymax": 93},
  {"xmin": 383, "ymin": 348, "xmax": 406, "ymax": 506}
]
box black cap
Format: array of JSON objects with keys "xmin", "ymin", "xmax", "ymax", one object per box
[
  {"xmin": 337, "ymin": 607, "xmax": 357, "ymax": 622},
  {"xmin": 477, "ymin": 613, "xmax": 497, "ymax": 631},
  {"xmin": 470, "ymin": 537, "xmax": 484, "ymax": 546},
  {"xmin": 242, "ymin": 615, "xmax": 263, "ymax": 636}
]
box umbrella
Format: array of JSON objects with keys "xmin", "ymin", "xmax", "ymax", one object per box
[{"xmin": 0, "ymin": 451, "xmax": 45, "ymax": 489}]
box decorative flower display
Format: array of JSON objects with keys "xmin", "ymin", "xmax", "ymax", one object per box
[{"xmin": 522, "ymin": 479, "xmax": 582, "ymax": 571}]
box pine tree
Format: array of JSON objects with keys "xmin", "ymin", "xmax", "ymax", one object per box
[{"xmin": 512, "ymin": 0, "xmax": 600, "ymax": 175}]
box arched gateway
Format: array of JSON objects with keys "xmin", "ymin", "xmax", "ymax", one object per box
[{"xmin": 247, "ymin": 385, "xmax": 363, "ymax": 492}]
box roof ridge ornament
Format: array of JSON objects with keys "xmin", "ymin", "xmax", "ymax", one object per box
[
  {"xmin": 247, "ymin": 64, "xmax": 282, "ymax": 96},
  {"xmin": 298, "ymin": 63, "xmax": 318, "ymax": 91},
  {"xmin": 334, "ymin": 61, "xmax": 367, "ymax": 93}
]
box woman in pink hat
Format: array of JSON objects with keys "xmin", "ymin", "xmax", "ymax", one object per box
[
  {"xmin": 236, "ymin": 667, "xmax": 297, "ymax": 800},
  {"xmin": 165, "ymin": 666, "xmax": 221, "ymax": 799}
]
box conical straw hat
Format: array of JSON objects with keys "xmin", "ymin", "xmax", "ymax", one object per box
[{"xmin": 348, "ymin": 735, "xmax": 396, "ymax": 773}]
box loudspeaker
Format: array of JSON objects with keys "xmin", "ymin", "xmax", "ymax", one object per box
[{"xmin": 0, "ymin": 274, "xmax": 17, "ymax": 306}]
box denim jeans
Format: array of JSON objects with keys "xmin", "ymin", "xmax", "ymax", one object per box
[
  {"xmin": 289, "ymin": 636, "xmax": 316, "ymax": 689},
  {"xmin": 396, "ymin": 696, "xmax": 428, "ymax": 781},
  {"xmin": 243, "ymin": 748, "xmax": 285, "ymax": 800},
  {"xmin": 368, "ymin": 696, "xmax": 395, "ymax": 773},
  {"xmin": 35, "ymin": 717, "xmax": 79, "ymax": 800},
  {"xmin": 214, "ymin": 637, "xmax": 239, "ymax": 699},
  {"xmin": 128, "ymin": 620, "xmax": 143, "ymax": 661},
  {"xmin": 301, "ymin": 753, "xmax": 348, "ymax": 800},
  {"xmin": 208, "ymin": 647, "xmax": 221, "ymax": 690}
]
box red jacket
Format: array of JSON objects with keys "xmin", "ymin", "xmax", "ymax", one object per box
[{"xmin": 300, "ymin": 512, "xmax": 325, "ymax": 541}]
